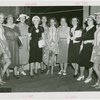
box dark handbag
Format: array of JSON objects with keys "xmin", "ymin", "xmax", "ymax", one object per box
[{"xmin": 17, "ymin": 37, "xmax": 23, "ymax": 47}]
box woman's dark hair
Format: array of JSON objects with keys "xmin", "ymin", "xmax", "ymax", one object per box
[
  {"xmin": 70, "ymin": 17, "xmax": 80, "ymax": 27},
  {"xmin": 4, "ymin": 15, "xmax": 16, "ymax": 24},
  {"xmin": 40, "ymin": 16, "xmax": 48, "ymax": 25},
  {"xmin": 60, "ymin": 17, "xmax": 68, "ymax": 25},
  {"xmin": 48, "ymin": 17, "xmax": 58, "ymax": 28},
  {"xmin": 84, "ymin": 17, "xmax": 97, "ymax": 27}
]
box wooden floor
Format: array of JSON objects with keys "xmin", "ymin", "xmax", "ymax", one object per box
[{"xmin": 0, "ymin": 65, "xmax": 100, "ymax": 92}]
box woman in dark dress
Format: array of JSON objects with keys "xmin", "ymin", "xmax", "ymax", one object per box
[
  {"xmin": 77, "ymin": 15, "xmax": 96, "ymax": 83},
  {"xmin": 68, "ymin": 17, "xmax": 82, "ymax": 77},
  {"xmin": 29, "ymin": 16, "xmax": 44, "ymax": 78}
]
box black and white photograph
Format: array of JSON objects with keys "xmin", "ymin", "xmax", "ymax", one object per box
[{"xmin": 0, "ymin": 0, "xmax": 100, "ymax": 99}]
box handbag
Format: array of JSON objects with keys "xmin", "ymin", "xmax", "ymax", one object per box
[
  {"xmin": 38, "ymin": 39, "xmax": 45, "ymax": 48},
  {"xmin": 17, "ymin": 36, "xmax": 23, "ymax": 47}
]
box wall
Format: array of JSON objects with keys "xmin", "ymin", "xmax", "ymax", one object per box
[{"xmin": 90, "ymin": 6, "xmax": 100, "ymax": 15}]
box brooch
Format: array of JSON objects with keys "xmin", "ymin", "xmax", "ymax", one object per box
[{"xmin": 35, "ymin": 29, "xmax": 39, "ymax": 33}]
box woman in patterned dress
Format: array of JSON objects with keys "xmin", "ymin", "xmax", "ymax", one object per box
[
  {"xmin": 4, "ymin": 15, "xmax": 22, "ymax": 79},
  {"xmin": 46, "ymin": 18, "xmax": 59, "ymax": 75},
  {"xmin": 0, "ymin": 13, "xmax": 11, "ymax": 85},
  {"xmin": 57, "ymin": 17, "xmax": 70, "ymax": 75},
  {"xmin": 91, "ymin": 13, "xmax": 100, "ymax": 89},
  {"xmin": 17, "ymin": 14, "xmax": 29, "ymax": 76}
]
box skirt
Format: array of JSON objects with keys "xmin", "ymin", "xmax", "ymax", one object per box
[
  {"xmin": 79, "ymin": 43, "xmax": 93, "ymax": 68},
  {"xmin": 29, "ymin": 40, "xmax": 43, "ymax": 63},
  {"xmin": 57, "ymin": 39, "xmax": 69, "ymax": 63},
  {"xmin": 68, "ymin": 40, "xmax": 81, "ymax": 63}
]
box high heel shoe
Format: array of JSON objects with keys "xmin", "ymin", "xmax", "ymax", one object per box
[
  {"xmin": 91, "ymin": 83, "xmax": 99, "ymax": 87},
  {"xmin": 95, "ymin": 85, "xmax": 100, "ymax": 89},
  {"xmin": 58, "ymin": 70, "xmax": 63, "ymax": 75},
  {"xmin": 6, "ymin": 76, "xmax": 10, "ymax": 80},
  {"xmin": 63, "ymin": 72, "xmax": 66, "ymax": 76},
  {"xmin": 14, "ymin": 75, "xmax": 20, "ymax": 79},
  {"xmin": 77, "ymin": 76, "xmax": 84, "ymax": 81},
  {"xmin": 73, "ymin": 74, "xmax": 78, "ymax": 78},
  {"xmin": 84, "ymin": 78, "xmax": 92, "ymax": 83},
  {"xmin": 0, "ymin": 81, "xmax": 3, "ymax": 85},
  {"xmin": 41, "ymin": 70, "xmax": 44, "ymax": 73}
]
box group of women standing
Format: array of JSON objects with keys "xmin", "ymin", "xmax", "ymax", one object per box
[{"xmin": 0, "ymin": 12, "xmax": 100, "ymax": 89}]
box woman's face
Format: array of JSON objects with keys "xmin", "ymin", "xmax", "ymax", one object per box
[
  {"xmin": 42, "ymin": 16, "xmax": 47, "ymax": 24},
  {"xmin": 96, "ymin": 15, "xmax": 100, "ymax": 25},
  {"xmin": 87, "ymin": 18, "xmax": 94, "ymax": 26},
  {"xmin": 72, "ymin": 18, "xmax": 78, "ymax": 26},
  {"xmin": 20, "ymin": 17, "xmax": 26, "ymax": 23},
  {"xmin": 60, "ymin": 18, "xmax": 66, "ymax": 26},
  {"xmin": 50, "ymin": 19, "xmax": 55, "ymax": 26},
  {"xmin": 33, "ymin": 18, "xmax": 40, "ymax": 26},
  {"xmin": 0, "ymin": 14, "xmax": 4, "ymax": 24},
  {"xmin": 7, "ymin": 16, "xmax": 13, "ymax": 24}
]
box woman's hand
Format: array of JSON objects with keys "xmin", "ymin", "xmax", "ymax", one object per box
[{"xmin": 70, "ymin": 37, "xmax": 75, "ymax": 40}]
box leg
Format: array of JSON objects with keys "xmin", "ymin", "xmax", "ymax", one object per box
[
  {"xmin": 93, "ymin": 63, "xmax": 100, "ymax": 89},
  {"xmin": 35, "ymin": 62, "xmax": 38, "ymax": 74},
  {"xmin": 14, "ymin": 66, "xmax": 20, "ymax": 79},
  {"xmin": 63, "ymin": 63, "xmax": 67, "ymax": 75},
  {"xmin": 58, "ymin": 63, "xmax": 63, "ymax": 74},
  {"xmin": 84, "ymin": 67, "xmax": 93, "ymax": 83},
  {"xmin": 51, "ymin": 54, "xmax": 55, "ymax": 75},
  {"xmin": 2, "ymin": 59, "xmax": 11, "ymax": 77},
  {"xmin": 0, "ymin": 67, "xmax": 3, "ymax": 85},
  {"xmin": 6, "ymin": 68, "xmax": 10, "ymax": 80},
  {"xmin": 72, "ymin": 63, "xmax": 75, "ymax": 69},
  {"xmin": 29, "ymin": 63, "xmax": 34, "ymax": 76},
  {"xmin": 20, "ymin": 65, "xmax": 26, "ymax": 75},
  {"xmin": 74, "ymin": 63, "xmax": 79, "ymax": 75},
  {"xmin": 41, "ymin": 62, "xmax": 44, "ymax": 71},
  {"xmin": 77, "ymin": 66, "xmax": 85, "ymax": 81},
  {"xmin": 91, "ymin": 78, "xmax": 99, "ymax": 87},
  {"xmin": 46, "ymin": 52, "xmax": 51, "ymax": 75}
]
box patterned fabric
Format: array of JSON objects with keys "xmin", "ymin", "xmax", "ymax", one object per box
[
  {"xmin": 17, "ymin": 23, "xmax": 29, "ymax": 65},
  {"xmin": 91, "ymin": 27, "xmax": 100, "ymax": 63},
  {"xmin": 4, "ymin": 25, "xmax": 21, "ymax": 67}
]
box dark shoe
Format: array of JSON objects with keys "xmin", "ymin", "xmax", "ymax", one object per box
[
  {"xmin": 6, "ymin": 76, "xmax": 10, "ymax": 80},
  {"xmin": 14, "ymin": 75, "xmax": 20, "ymax": 79},
  {"xmin": 29, "ymin": 75, "xmax": 34, "ymax": 79},
  {"xmin": 73, "ymin": 74, "xmax": 78, "ymax": 78},
  {"xmin": 34, "ymin": 72, "xmax": 38, "ymax": 75},
  {"xmin": 41, "ymin": 70, "xmax": 44, "ymax": 73}
]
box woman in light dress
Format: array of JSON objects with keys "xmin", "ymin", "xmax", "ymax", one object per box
[
  {"xmin": 4, "ymin": 15, "xmax": 22, "ymax": 79},
  {"xmin": 91, "ymin": 13, "xmax": 100, "ymax": 89},
  {"xmin": 57, "ymin": 17, "xmax": 70, "ymax": 75},
  {"xmin": 46, "ymin": 18, "xmax": 59, "ymax": 75},
  {"xmin": 17, "ymin": 14, "xmax": 29, "ymax": 76},
  {"xmin": 0, "ymin": 13, "xmax": 11, "ymax": 85}
]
